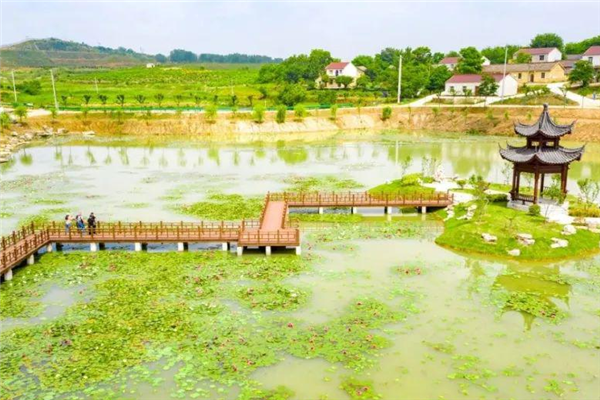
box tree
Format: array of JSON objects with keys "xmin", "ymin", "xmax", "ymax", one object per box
[
  {"xmin": 82, "ymin": 94, "xmax": 92, "ymax": 105},
  {"xmin": 155, "ymin": 53, "xmax": 168, "ymax": 63},
  {"xmin": 175, "ymin": 94, "xmax": 183, "ymax": 107},
  {"xmin": 230, "ymin": 94, "xmax": 238, "ymax": 107},
  {"xmin": 154, "ymin": 93, "xmax": 165, "ymax": 107},
  {"xmin": 169, "ymin": 49, "xmax": 197, "ymax": 63},
  {"xmin": 381, "ymin": 106, "xmax": 392, "ymax": 121},
  {"xmin": 276, "ymin": 105, "xmax": 287, "ymax": 123},
  {"xmin": 252, "ymin": 105, "xmax": 265, "ymax": 123},
  {"xmin": 294, "ymin": 104, "xmax": 307, "ymax": 121},
  {"xmin": 569, "ymin": 60, "xmax": 595, "ymax": 87},
  {"xmin": 317, "ymin": 91, "xmax": 337, "ymax": 106},
  {"xmin": 60, "ymin": 95, "xmax": 69, "ymax": 107},
  {"xmin": 530, "ymin": 33, "xmax": 564, "ymax": 51},
  {"xmin": 14, "ymin": 106, "xmax": 28, "ymax": 123},
  {"xmin": 335, "ymin": 75, "xmax": 353, "ymax": 89},
  {"xmin": 204, "ymin": 105, "xmax": 217, "ymax": 123},
  {"xmin": 247, "ymin": 95, "xmax": 254, "ymax": 107},
  {"xmin": 135, "ymin": 95, "xmax": 146, "ymax": 104},
  {"xmin": 258, "ymin": 86, "xmax": 269, "ymax": 100},
  {"xmin": 514, "ymin": 52, "xmax": 532, "ymax": 64},
  {"xmin": 478, "ymin": 74, "xmax": 499, "ymax": 105},
  {"xmin": 98, "ymin": 94, "xmax": 108, "ymax": 105},
  {"xmin": 456, "ymin": 47, "xmax": 484, "ymax": 74},
  {"xmin": 577, "ymin": 178, "xmax": 600, "ymax": 209},
  {"xmin": 427, "ymin": 66, "xmax": 452, "ymax": 93},
  {"xmin": 481, "ymin": 45, "xmax": 520, "ymax": 64},
  {"xmin": 565, "ymin": 35, "xmax": 600, "ymax": 55},
  {"xmin": 16, "ymin": 80, "xmax": 42, "ymax": 95},
  {"xmin": 278, "ymin": 84, "xmax": 306, "ymax": 106},
  {"xmin": 116, "ymin": 94, "xmax": 125, "ymax": 107}
]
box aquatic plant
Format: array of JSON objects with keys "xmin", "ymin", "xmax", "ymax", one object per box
[
  {"xmin": 175, "ymin": 193, "xmax": 263, "ymax": 221},
  {"xmin": 340, "ymin": 376, "xmax": 381, "ymax": 399}
]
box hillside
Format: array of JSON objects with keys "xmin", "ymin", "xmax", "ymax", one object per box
[{"xmin": 0, "ymin": 38, "xmax": 154, "ymax": 68}]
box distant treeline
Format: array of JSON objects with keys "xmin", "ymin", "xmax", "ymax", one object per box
[{"xmin": 159, "ymin": 49, "xmax": 282, "ymax": 64}]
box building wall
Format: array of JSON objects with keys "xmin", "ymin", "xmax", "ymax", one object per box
[
  {"xmin": 510, "ymin": 65, "xmax": 565, "ymax": 85},
  {"xmin": 495, "ymin": 76, "xmax": 518, "ymax": 96},
  {"xmin": 583, "ymin": 55, "xmax": 600, "ymax": 67},
  {"xmin": 530, "ymin": 49, "xmax": 562, "ymax": 63},
  {"xmin": 444, "ymin": 82, "xmax": 479, "ymax": 95},
  {"xmin": 325, "ymin": 63, "xmax": 360, "ymax": 78}
]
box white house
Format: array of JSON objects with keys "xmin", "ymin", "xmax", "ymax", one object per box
[
  {"xmin": 322, "ymin": 61, "xmax": 363, "ymax": 88},
  {"xmin": 146, "ymin": 63, "xmax": 156, "ymax": 68},
  {"xmin": 444, "ymin": 74, "xmax": 518, "ymax": 96},
  {"xmin": 438, "ymin": 56, "xmax": 490, "ymax": 70},
  {"xmin": 514, "ymin": 47, "xmax": 562, "ymax": 63},
  {"xmin": 582, "ymin": 46, "xmax": 600, "ymax": 67}
]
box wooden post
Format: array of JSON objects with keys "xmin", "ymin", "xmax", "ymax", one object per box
[{"xmin": 540, "ymin": 173, "xmax": 545, "ymax": 196}]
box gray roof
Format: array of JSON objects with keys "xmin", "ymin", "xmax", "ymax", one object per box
[
  {"xmin": 483, "ymin": 62, "xmax": 563, "ymax": 74},
  {"xmin": 514, "ymin": 104, "xmax": 574, "ymax": 138},
  {"xmin": 499, "ymin": 143, "xmax": 584, "ymax": 165}
]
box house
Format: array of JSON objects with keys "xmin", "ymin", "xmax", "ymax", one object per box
[
  {"xmin": 483, "ymin": 62, "xmax": 566, "ymax": 85},
  {"xmin": 321, "ymin": 61, "xmax": 364, "ymax": 88},
  {"xmin": 146, "ymin": 63, "xmax": 156, "ymax": 68},
  {"xmin": 438, "ymin": 56, "xmax": 490, "ymax": 70},
  {"xmin": 444, "ymin": 74, "xmax": 518, "ymax": 96},
  {"xmin": 514, "ymin": 47, "xmax": 562, "ymax": 63},
  {"xmin": 582, "ymin": 46, "xmax": 600, "ymax": 67}
]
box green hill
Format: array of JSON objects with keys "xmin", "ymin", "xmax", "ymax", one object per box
[{"xmin": 1, "ymin": 38, "xmax": 154, "ymax": 68}]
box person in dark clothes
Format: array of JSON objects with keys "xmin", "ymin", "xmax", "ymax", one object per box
[
  {"xmin": 87, "ymin": 213, "xmax": 97, "ymax": 235},
  {"xmin": 76, "ymin": 213, "xmax": 86, "ymax": 234}
]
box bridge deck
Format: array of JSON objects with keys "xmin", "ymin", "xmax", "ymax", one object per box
[{"xmin": 1, "ymin": 191, "xmax": 451, "ymax": 276}]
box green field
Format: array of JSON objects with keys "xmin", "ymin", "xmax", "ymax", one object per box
[
  {"xmin": 0, "ymin": 65, "xmax": 391, "ymax": 110},
  {"xmin": 494, "ymin": 93, "xmax": 577, "ymax": 106}
]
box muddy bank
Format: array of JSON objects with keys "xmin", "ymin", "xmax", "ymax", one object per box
[{"xmin": 6, "ymin": 106, "xmax": 600, "ymax": 143}]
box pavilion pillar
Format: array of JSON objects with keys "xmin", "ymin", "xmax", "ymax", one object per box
[
  {"xmin": 515, "ymin": 169, "xmax": 521, "ymax": 200},
  {"xmin": 533, "ymin": 169, "xmax": 540, "ymax": 204},
  {"xmin": 511, "ymin": 167, "xmax": 517, "ymax": 199},
  {"xmin": 561, "ymin": 165, "xmax": 568, "ymax": 195},
  {"xmin": 540, "ymin": 173, "xmax": 545, "ymax": 196}
]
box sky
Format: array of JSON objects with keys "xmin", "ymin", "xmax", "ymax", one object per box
[{"xmin": 1, "ymin": 1, "xmax": 599, "ymax": 59}]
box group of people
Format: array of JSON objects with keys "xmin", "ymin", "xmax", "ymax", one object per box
[{"xmin": 65, "ymin": 212, "xmax": 97, "ymax": 235}]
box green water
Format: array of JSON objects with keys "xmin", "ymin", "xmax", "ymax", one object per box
[{"xmin": 0, "ymin": 134, "xmax": 599, "ymax": 400}]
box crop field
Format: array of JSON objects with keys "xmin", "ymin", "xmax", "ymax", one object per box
[{"xmin": 0, "ymin": 65, "xmax": 386, "ymax": 110}]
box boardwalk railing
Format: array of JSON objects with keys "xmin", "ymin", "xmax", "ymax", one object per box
[
  {"xmin": 267, "ymin": 191, "xmax": 453, "ymax": 207},
  {"xmin": 238, "ymin": 229, "xmax": 300, "ymax": 247}
]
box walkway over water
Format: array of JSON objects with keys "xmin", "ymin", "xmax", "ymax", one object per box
[{"xmin": 1, "ymin": 191, "xmax": 452, "ymax": 280}]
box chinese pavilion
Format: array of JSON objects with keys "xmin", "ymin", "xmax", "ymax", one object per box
[{"xmin": 499, "ymin": 104, "xmax": 584, "ymax": 204}]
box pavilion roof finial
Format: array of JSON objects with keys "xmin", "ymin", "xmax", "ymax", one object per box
[{"xmin": 514, "ymin": 104, "xmax": 574, "ymax": 139}]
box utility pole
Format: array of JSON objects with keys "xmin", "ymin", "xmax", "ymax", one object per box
[
  {"xmin": 94, "ymin": 78, "xmax": 99, "ymax": 94},
  {"xmin": 11, "ymin": 71, "xmax": 17, "ymax": 103},
  {"xmin": 397, "ymin": 55, "xmax": 403, "ymax": 104},
  {"xmin": 50, "ymin": 69, "xmax": 59, "ymax": 111},
  {"xmin": 500, "ymin": 46, "xmax": 508, "ymax": 100}
]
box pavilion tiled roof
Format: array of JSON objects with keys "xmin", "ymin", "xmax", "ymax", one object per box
[
  {"xmin": 499, "ymin": 144, "xmax": 585, "ymax": 165},
  {"xmin": 514, "ymin": 104, "xmax": 574, "ymax": 138}
]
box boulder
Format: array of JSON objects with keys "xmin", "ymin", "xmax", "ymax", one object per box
[
  {"xmin": 561, "ymin": 225, "xmax": 576, "ymax": 236},
  {"xmin": 57, "ymin": 128, "xmax": 67, "ymax": 135},
  {"xmin": 481, "ymin": 233, "xmax": 497, "ymax": 243},
  {"xmin": 507, "ymin": 249, "xmax": 521, "ymax": 257},
  {"xmin": 517, "ymin": 233, "xmax": 535, "ymax": 246},
  {"xmin": 551, "ymin": 238, "xmax": 568, "ymax": 249},
  {"xmin": 467, "ymin": 204, "xmax": 478, "ymax": 212},
  {"xmin": 22, "ymin": 133, "xmax": 34, "ymax": 141},
  {"xmin": 11, "ymin": 131, "xmax": 18, "ymax": 137}
]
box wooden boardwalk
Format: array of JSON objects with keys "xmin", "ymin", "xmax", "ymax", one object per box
[{"xmin": 1, "ymin": 191, "xmax": 452, "ymax": 279}]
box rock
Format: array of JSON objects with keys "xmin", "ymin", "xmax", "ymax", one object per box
[
  {"xmin": 22, "ymin": 133, "xmax": 34, "ymax": 141},
  {"xmin": 11, "ymin": 131, "xmax": 18, "ymax": 137},
  {"xmin": 82, "ymin": 130, "xmax": 96, "ymax": 136},
  {"xmin": 551, "ymin": 238, "xmax": 568, "ymax": 248},
  {"xmin": 516, "ymin": 233, "xmax": 533, "ymax": 240},
  {"xmin": 507, "ymin": 249, "xmax": 521, "ymax": 257},
  {"xmin": 590, "ymin": 228, "xmax": 600, "ymax": 234},
  {"xmin": 561, "ymin": 224, "xmax": 576, "ymax": 236},
  {"xmin": 481, "ymin": 233, "xmax": 497, "ymax": 243},
  {"xmin": 57, "ymin": 128, "xmax": 67, "ymax": 135},
  {"xmin": 39, "ymin": 130, "xmax": 53, "ymax": 137},
  {"xmin": 467, "ymin": 204, "xmax": 478, "ymax": 212}
]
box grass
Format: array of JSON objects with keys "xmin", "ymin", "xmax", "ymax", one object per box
[
  {"xmin": 494, "ymin": 93, "xmax": 577, "ymax": 106},
  {"xmin": 436, "ymin": 202, "xmax": 600, "ymax": 260},
  {"xmin": 569, "ymin": 85, "xmax": 600, "ymax": 99},
  {"xmin": 368, "ymin": 173, "xmax": 435, "ymax": 197}
]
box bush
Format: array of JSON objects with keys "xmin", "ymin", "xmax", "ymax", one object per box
[
  {"xmin": 294, "ymin": 105, "xmax": 307, "ymax": 121},
  {"xmin": 276, "ymin": 105, "xmax": 287, "ymax": 124},
  {"xmin": 381, "ymin": 106, "xmax": 392, "ymax": 121},
  {"xmin": 456, "ymin": 179, "xmax": 467, "ymax": 189},
  {"xmin": 528, "ymin": 204, "xmax": 541, "ymax": 216},
  {"xmin": 486, "ymin": 193, "xmax": 508, "ymax": 203},
  {"xmin": 400, "ymin": 173, "xmax": 423, "ymax": 186},
  {"xmin": 16, "ymin": 80, "xmax": 42, "ymax": 95},
  {"xmin": 204, "ymin": 105, "xmax": 217, "ymax": 123},
  {"xmin": 252, "ymin": 105, "xmax": 265, "ymax": 123},
  {"xmin": 317, "ymin": 91, "xmax": 337, "ymax": 106},
  {"xmin": 330, "ymin": 104, "xmax": 338, "ymax": 120},
  {"xmin": 569, "ymin": 202, "xmax": 600, "ymax": 218}
]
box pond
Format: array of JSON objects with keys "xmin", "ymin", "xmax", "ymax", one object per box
[{"xmin": 0, "ymin": 133, "xmax": 599, "ymax": 400}]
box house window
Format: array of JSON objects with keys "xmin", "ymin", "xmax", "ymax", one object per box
[
  {"xmin": 541, "ymin": 72, "xmax": 546, "ymax": 79},
  {"xmin": 518, "ymin": 73, "xmax": 522, "ymax": 79},
  {"xmin": 589, "ymin": 57, "xmax": 594, "ymax": 63},
  {"xmin": 462, "ymin": 86, "xmax": 467, "ymax": 92},
  {"xmin": 539, "ymin": 55, "xmax": 545, "ymax": 61}
]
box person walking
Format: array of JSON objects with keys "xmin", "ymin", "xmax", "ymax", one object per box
[
  {"xmin": 65, "ymin": 214, "xmax": 72, "ymax": 234},
  {"xmin": 76, "ymin": 213, "xmax": 85, "ymax": 234},
  {"xmin": 87, "ymin": 212, "xmax": 97, "ymax": 235}
]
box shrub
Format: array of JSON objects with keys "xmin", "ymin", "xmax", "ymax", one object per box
[
  {"xmin": 317, "ymin": 91, "xmax": 337, "ymax": 106},
  {"xmin": 294, "ymin": 105, "xmax": 307, "ymax": 121},
  {"xmin": 278, "ymin": 84, "xmax": 306, "ymax": 106},
  {"xmin": 252, "ymin": 105, "xmax": 265, "ymax": 123},
  {"xmin": 16, "ymin": 80, "xmax": 42, "ymax": 95},
  {"xmin": 276, "ymin": 105, "xmax": 287, "ymax": 124},
  {"xmin": 381, "ymin": 106, "xmax": 392, "ymax": 121},
  {"xmin": 456, "ymin": 179, "xmax": 467, "ymax": 189},
  {"xmin": 330, "ymin": 104, "xmax": 338, "ymax": 120},
  {"xmin": 204, "ymin": 105, "xmax": 217, "ymax": 123},
  {"xmin": 486, "ymin": 193, "xmax": 508, "ymax": 203},
  {"xmin": 14, "ymin": 106, "xmax": 28, "ymax": 123},
  {"xmin": 528, "ymin": 204, "xmax": 541, "ymax": 216}
]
